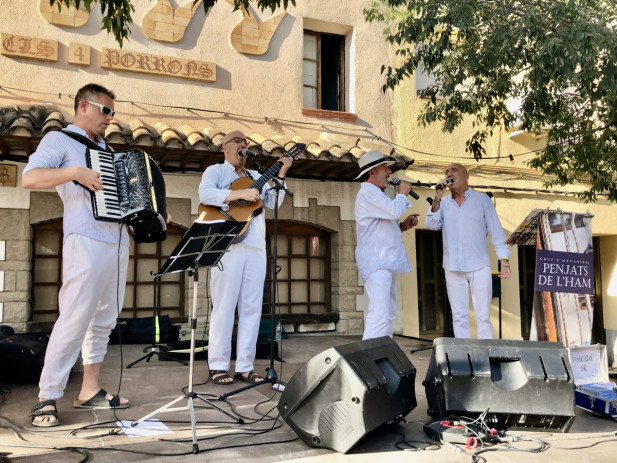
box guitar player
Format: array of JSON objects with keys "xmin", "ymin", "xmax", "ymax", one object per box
[{"xmin": 198, "ymin": 130, "xmax": 293, "ymax": 385}]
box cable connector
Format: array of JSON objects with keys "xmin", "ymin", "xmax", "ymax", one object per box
[
  {"xmin": 497, "ymin": 436, "xmax": 517, "ymax": 442},
  {"xmin": 445, "ymin": 442, "xmax": 465, "ymax": 453}
]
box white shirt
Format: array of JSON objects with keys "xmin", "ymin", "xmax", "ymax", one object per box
[
  {"xmin": 355, "ymin": 182, "xmax": 412, "ymax": 283},
  {"xmin": 198, "ymin": 161, "xmax": 285, "ymax": 250},
  {"xmin": 23, "ymin": 125, "xmax": 129, "ymax": 246},
  {"xmin": 425, "ymin": 188, "xmax": 510, "ymax": 272}
]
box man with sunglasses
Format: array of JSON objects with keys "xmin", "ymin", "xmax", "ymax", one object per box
[
  {"xmin": 22, "ymin": 83, "xmax": 129, "ymax": 427},
  {"xmin": 199, "ymin": 130, "xmax": 292, "ymax": 385}
]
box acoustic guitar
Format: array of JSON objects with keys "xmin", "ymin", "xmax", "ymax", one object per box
[{"xmin": 197, "ymin": 143, "xmax": 306, "ymax": 242}]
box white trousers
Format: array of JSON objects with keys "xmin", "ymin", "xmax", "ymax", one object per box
[
  {"xmin": 444, "ymin": 266, "xmax": 494, "ymax": 339},
  {"xmin": 208, "ymin": 243, "xmax": 266, "ymax": 373},
  {"xmin": 39, "ymin": 234, "xmax": 128, "ymax": 399},
  {"xmin": 362, "ymin": 269, "xmax": 397, "ymax": 340}
]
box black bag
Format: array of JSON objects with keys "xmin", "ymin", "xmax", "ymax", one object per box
[
  {"xmin": 0, "ymin": 333, "xmax": 49, "ymax": 384},
  {"xmin": 109, "ymin": 316, "xmax": 179, "ymax": 344}
]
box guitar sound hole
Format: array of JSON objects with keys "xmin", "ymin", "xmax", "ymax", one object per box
[{"xmin": 237, "ymin": 199, "xmax": 249, "ymax": 205}]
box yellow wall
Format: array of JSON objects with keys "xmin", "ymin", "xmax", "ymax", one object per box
[
  {"xmin": 600, "ymin": 236, "xmax": 617, "ymax": 330},
  {"xmin": 395, "ymin": 71, "xmax": 617, "ymax": 339}
]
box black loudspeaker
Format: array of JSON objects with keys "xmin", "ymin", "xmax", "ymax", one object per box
[
  {"xmin": 278, "ymin": 336, "xmax": 417, "ymax": 453},
  {"xmin": 423, "ymin": 337, "xmax": 576, "ymax": 432}
]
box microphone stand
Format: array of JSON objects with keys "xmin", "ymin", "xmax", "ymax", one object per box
[{"xmin": 219, "ymin": 154, "xmax": 291, "ymax": 400}]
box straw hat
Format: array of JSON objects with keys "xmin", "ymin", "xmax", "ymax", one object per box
[{"xmin": 355, "ymin": 150, "xmax": 395, "ymax": 180}]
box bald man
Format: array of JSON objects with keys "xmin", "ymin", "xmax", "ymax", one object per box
[
  {"xmin": 425, "ymin": 163, "xmax": 510, "ymax": 339},
  {"xmin": 198, "ymin": 131, "xmax": 292, "ymax": 385}
]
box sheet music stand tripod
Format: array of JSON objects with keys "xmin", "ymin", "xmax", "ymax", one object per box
[{"xmin": 131, "ymin": 219, "xmax": 246, "ymax": 453}]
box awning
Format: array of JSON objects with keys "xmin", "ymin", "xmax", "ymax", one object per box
[{"xmin": 0, "ymin": 104, "xmax": 414, "ymax": 181}]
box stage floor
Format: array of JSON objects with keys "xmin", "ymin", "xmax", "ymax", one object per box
[{"xmin": 1, "ymin": 334, "xmax": 616, "ymax": 462}]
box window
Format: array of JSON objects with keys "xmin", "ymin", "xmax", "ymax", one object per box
[
  {"xmin": 416, "ymin": 61, "xmax": 443, "ymax": 99},
  {"xmin": 124, "ymin": 224, "xmax": 187, "ymax": 318},
  {"xmin": 303, "ymin": 30, "xmax": 345, "ymax": 112},
  {"xmin": 31, "ymin": 221, "xmax": 63, "ymax": 322},
  {"xmin": 30, "ymin": 220, "xmax": 187, "ymax": 321},
  {"xmin": 264, "ymin": 221, "xmax": 330, "ymax": 315}
]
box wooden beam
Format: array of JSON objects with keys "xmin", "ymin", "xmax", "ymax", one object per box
[
  {"xmin": 179, "ymin": 151, "xmax": 197, "ymax": 167},
  {"xmin": 0, "ymin": 137, "xmax": 9, "ymax": 155},
  {"xmin": 159, "ymin": 150, "xmax": 175, "ymax": 166}
]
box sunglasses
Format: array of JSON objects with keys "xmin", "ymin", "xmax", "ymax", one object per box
[
  {"xmin": 226, "ymin": 137, "xmax": 247, "ymax": 145},
  {"xmin": 85, "ymin": 100, "xmax": 115, "ymax": 117}
]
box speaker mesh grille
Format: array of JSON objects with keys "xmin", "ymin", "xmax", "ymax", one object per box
[{"xmin": 318, "ymin": 401, "xmax": 353, "ymax": 443}]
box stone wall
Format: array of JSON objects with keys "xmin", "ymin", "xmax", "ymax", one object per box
[
  {"xmin": 2, "ymin": 188, "xmax": 364, "ymax": 335},
  {"xmin": 0, "ymin": 208, "xmax": 32, "ymax": 331},
  {"xmin": 275, "ymin": 197, "xmax": 363, "ymax": 335},
  {"xmin": 190, "ymin": 195, "xmax": 363, "ymax": 335}
]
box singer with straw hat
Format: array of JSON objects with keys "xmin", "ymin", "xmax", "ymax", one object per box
[{"xmin": 354, "ymin": 150, "xmax": 419, "ymax": 340}]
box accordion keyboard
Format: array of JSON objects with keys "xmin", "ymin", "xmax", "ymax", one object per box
[{"xmin": 89, "ymin": 150, "xmax": 130, "ymax": 220}]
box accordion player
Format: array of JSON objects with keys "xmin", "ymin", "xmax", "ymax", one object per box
[{"xmin": 86, "ymin": 148, "xmax": 167, "ymax": 243}]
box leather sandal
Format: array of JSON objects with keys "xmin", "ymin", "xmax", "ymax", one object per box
[
  {"xmin": 31, "ymin": 399, "xmax": 59, "ymax": 427},
  {"xmin": 210, "ymin": 370, "xmax": 234, "ymax": 385},
  {"xmin": 234, "ymin": 370, "xmax": 265, "ymax": 384}
]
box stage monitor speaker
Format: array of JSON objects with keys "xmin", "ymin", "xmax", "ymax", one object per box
[
  {"xmin": 277, "ymin": 336, "xmax": 417, "ymax": 453},
  {"xmin": 423, "ymin": 337, "xmax": 576, "ymax": 432}
]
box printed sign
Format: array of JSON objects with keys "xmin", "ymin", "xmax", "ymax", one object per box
[
  {"xmin": 100, "ymin": 48, "xmax": 216, "ymax": 83},
  {"xmin": 568, "ymin": 345, "xmax": 607, "ymax": 385},
  {"xmin": 1, "ymin": 33, "xmax": 57, "ymax": 61},
  {"xmin": 535, "ymin": 249, "xmax": 594, "ymax": 295}
]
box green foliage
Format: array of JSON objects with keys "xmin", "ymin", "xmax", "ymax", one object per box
[
  {"xmin": 364, "ymin": 0, "xmax": 617, "ymax": 202},
  {"xmin": 49, "ymin": 0, "xmax": 295, "ymax": 47}
]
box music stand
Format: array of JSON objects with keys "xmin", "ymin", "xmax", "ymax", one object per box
[{"xmin": 131, "ymin": 219, "xmax": 246, "ymax": 454}]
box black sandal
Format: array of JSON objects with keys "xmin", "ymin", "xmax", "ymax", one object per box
[
  {"xmin": 210, "ymin": 370, "xmax": 234, "ymax": 385},
  {"xmin": 31, "ymin": 399, "xmax": 59, "ymax": 427},
  {"xmin": 234, "ymin": 370, "xmax": 265, "ymax": 385}
]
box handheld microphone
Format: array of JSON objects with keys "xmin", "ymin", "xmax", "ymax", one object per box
[
  {"xmin": 436, "ymin": 178, "xmax": 454, "ymax": 190},
  {"xmin": 241, "ymin": 148, "xmax": 258, "ymax": 158},
  {"xmin": 389, "ymin": 178, "xmax": 420, "ymax": 200}
]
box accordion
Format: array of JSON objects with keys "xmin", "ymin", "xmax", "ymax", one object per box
[{"xmin": 86, "ymin": 148, "xmax": 167, "ymax": 243}]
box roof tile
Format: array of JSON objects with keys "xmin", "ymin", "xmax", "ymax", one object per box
[{"xmin": 0, "ymin": 104, "xmax": 414, "ymax": 179}]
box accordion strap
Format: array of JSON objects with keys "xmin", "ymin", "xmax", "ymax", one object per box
[
  {"xmin": 59, "ymin": 129, "xmax": 111, "ymax": 151},
  {"xmin": 59, "ymin": 129, "xmax": 111, "ymax": 190}
]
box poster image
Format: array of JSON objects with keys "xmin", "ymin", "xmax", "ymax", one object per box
[{"xmin": 529, "ymin": 211, "xmax": 594, "ymax": 347}]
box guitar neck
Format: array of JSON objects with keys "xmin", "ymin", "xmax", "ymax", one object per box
[
  {"xmin": 250, "ymin": 161, "xmax": 283, "ymax": 191},
  {"xmin": 246, "ymin": 143, "xmax": 305, "ymax": 192}
]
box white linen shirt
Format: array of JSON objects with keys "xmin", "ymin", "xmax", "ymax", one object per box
[
  {"xmin": 355, "ymin": 182, "xmax": 412, "ymax": 283},
  {"xmin": 425, "ymin": 188, "xmax": 510, "ymax": 272},
  {"xmin": 22, "ymin": 125, "xmax": 129, "ymax": 246},
  {"xmin": 198, "ymin": 161, "xmax": 285, "ymax": 250}
]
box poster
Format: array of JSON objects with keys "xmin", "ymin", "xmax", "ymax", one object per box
[
  {"xmin": 531, "ymin": 211, "xmax": 594, "ymax": 347},
  {"xmin": 508, "ymin": 209, "xmax": 594, "ymax": 347}
]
